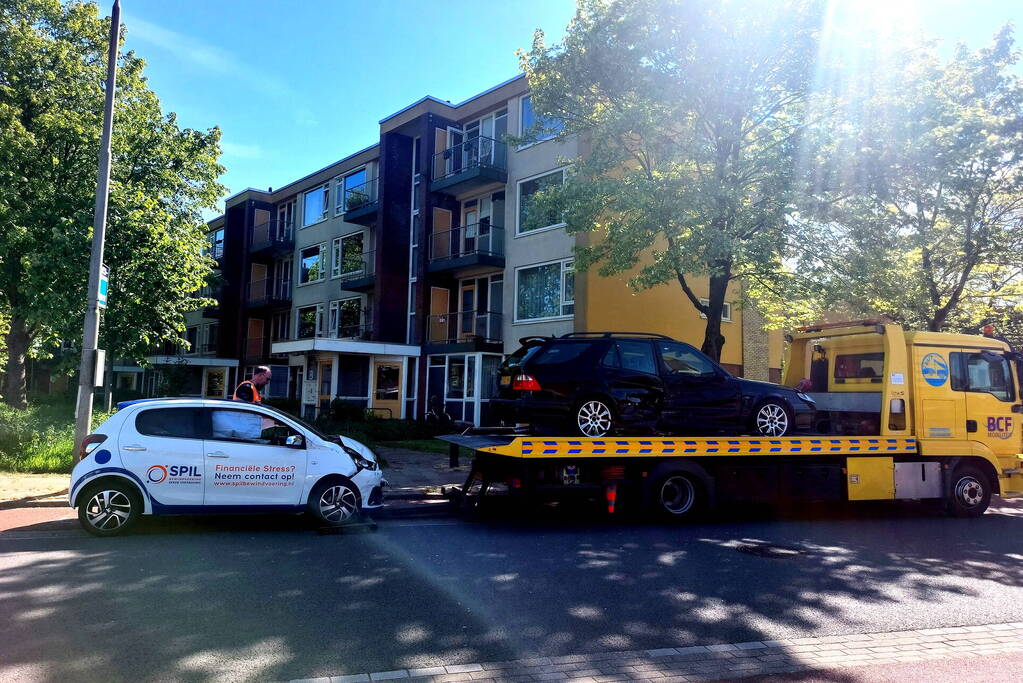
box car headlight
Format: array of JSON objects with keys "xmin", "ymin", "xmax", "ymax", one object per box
[
  {"xmin": 343, "ymin": 445, "xmax": 378, "ymax": 471},
  {"xmin": 796, "ymin": 392, "xmax": 815, "ymax": 404}
]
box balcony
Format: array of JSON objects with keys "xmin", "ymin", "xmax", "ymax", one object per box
[
  {"xmin": 336, "ymin": 250, "xmax": 375, "ymax": 291},
  {"xmin": 425, "ymin": 310, "xmax": 503, "ymax": 353},
  {"xmin": 428, "ymin": 223, "xmax": 505, "ymax": 273},
  {"xmin": 430, "ymin": 136, "xmax": 507, "ymax": 195},
  {"xmin": 249, "ymin": 220, "xmax": 294, "ymax": 259},
  {"xmin": 204, "ymin": 243, "xmax": 225, "ymax": 262},
  {"xmin": 246, "ymin": 278, "xmax": 291, "ymax": 311},
  {"xmin": 342, "ymin": 178, "xmax": 379, "ymax": 225}
]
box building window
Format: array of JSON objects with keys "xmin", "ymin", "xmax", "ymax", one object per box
[
  {"xmin": 297, "ymin": 305, "xmax": 318, "ymax": 339},
  {"xmin": 517, "ymin": 168, "xmax": 566, "ymax": 235},
  {"xmin": 515, "ymin": 258, "xmax": 574, "ymax": 322},
  {"xmin": 299, "ymin": 243, "xmax": 327, "ymax": 284},
  {"xmin": 698, "ymin": 299, "xmax": 733, "ymax": 322},
  {"xmin": 204, "ymin": 323, "xmax": 218, "ymax": 352},
  {"xmin": 519, "ymin": 94, "xmax": 564, "ymax": 144},
  {"xmin": 184, "ymin": 326, "xmax": 199, "ymax": 354},
  {"xmin": 271, "ymin": 311, "xmax": 290, "ymax": 341},
  {"xmin": 337, "ymin": 167, "xmax": 372, "ymax": 213},
  {"xmin": 302, "ymin": 185, "xmax": 329, "ymax": 227},
  {"xmin": 278, "ymin": 199, "xmax": 295, "ymax": 228},
  {"xmin": 331, "ymin": 232, "xmax": 364, "ymax": 278},
  {"xmin": 206, "ymin": 228, "xmax": 225, "ymax": 259}
]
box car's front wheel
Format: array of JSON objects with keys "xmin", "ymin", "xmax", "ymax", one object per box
[
  {"xmin": 78, "ymin": 481, "xmax": 141, "ymax": 537},
  {"xmin": 309, "ymin": 479, "xmax": 362, "ymax": 526},
  {"xmin": 752, "ymin": 400, "xmax": 793, "ymax": 437},
  {"xmin": 575, "ymin": 398, "xmax": 614, "ymax": 437}
]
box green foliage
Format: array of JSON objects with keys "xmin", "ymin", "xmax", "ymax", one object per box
[
  {"xmin": 796, "ymin": 27, "xmax": 1023, "ymax": 333},
  {"xmin": 313, "ymin": 415, "xmax": 442, "ymax": 445},
  {"xmin": 0, "ymin": 0, "xmax": 225, "ymax": 405},
  {"xmin": 0, "ymin": 399, "xmax": 113, "ymax": 473},
  {"xmin": 519, "ymin": 0, "xmax": 826, "ymax": 359}
]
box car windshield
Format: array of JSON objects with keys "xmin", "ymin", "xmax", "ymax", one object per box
[{"xmin": 255, "ymin": 403, "xmax": 331, "ymax": 440}]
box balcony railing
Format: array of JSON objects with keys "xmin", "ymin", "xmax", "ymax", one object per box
[
  {"xmin": 247, "ymin": 278, "xmax": 291, "ymax": 306},
  {"xmin": 199, "ymin": 342, "xmax": 218, "ymax": 355},
  {"xmin": 342, "ymin": 178, "xmax": 378, "ymax": 212},
  {"xmin": 429, "ymin": 223, "xmax": 504, "ymax": 261},
  {"xmin": 432, "ymin": 135, "xmax": 507, "ymax": 183},
  {"xmin": 295, "ymin": 310, "xmax": 373, "ymax": 342},
  {"xmin": 249, "ymin": 220, "xmax": 294, "ymax": 253},
  {"xmin": 336, "ymin": 250, "xmax": 375, "ymax": 286},
  {"xmin": 204, "ymin": 243, "xmax": 224, "ymax": 260},
  {"xmin": 426, "ymin": 310, "xmax": 503, "ymax": 345}
]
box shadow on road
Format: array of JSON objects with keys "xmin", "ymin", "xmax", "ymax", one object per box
[{"xmin": 0, "ymin": 498, "xmax": 1021, "ymax": 681}]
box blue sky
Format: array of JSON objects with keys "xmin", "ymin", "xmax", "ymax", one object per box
[{"xmin": 118, "ymin": 1, "xmax": 1021, "ymax": 213}]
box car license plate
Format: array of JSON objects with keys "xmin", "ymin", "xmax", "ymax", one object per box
[{"xmin": 500, "ymin": 376, "xmax": 511, "ymax": 386}]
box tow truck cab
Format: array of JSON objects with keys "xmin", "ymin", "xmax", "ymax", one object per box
[{"xmin": 783, "ymin": 320, "xmax": 1023, "ymax": 497}]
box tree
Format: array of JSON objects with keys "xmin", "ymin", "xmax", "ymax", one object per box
[
  {"xmin": 798, "ymin": 28, "xmax": 1023, "ymax": 333},
  {"xmin": 518, "ymin": 0, "xmax": 826, "ymax": 360},
  {"xmin": 0, "ymin": 0, "xmax": 224, "ymax": 407}
]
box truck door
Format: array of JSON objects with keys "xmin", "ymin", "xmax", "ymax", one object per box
[
  {"xmin": 952, "ymin": 348, "xmax": 1018, "ymax": 458},
  {"xmin": 656, "ymin": 341, "xmax": 741, "ymax": 433},
  {"xmin": 912, "ymin": 346, "xmax": 966, "ymax": 441}
]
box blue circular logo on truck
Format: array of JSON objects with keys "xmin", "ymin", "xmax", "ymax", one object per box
[{"xmin": 921, "ymin": 353, "xmax": 949, "ymax": 387}]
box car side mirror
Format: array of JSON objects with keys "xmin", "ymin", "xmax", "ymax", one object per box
[{"xmin": 285, "ymin": 434, "xmax": 304, "ymax": 448}]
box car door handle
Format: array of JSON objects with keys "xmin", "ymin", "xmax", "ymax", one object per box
[
  {"xmin": 207, "ymin": 451, "xmax": 229, "ymax": 458},
  {"xmin": 122, "ymin": 445, "xmax": 147, "ymax": 452}
]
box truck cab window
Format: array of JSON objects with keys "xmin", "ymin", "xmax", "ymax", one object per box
[{"xmin": 951, "ymin": 352, "xmax": 1015, "ymax": 402}]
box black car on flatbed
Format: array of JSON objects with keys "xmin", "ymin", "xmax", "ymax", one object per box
[{"xmin": 491, "ymin": 332, "xmax": 815, "ymax": 437}]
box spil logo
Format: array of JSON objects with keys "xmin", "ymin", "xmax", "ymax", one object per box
[
  {"xmin": 987, "ymin": 416, "xmax": 1014, "ymax": 440},
  {"xmin": 147, "ymin": 464, "xmax": 202, "ymax": 483},
  {"xmin": 147, "ymin": 464, "xmax": 168, "ymax": 483}
]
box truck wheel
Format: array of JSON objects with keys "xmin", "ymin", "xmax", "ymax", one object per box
[
  {"xmin": 945, "ymin": 464, "xmax": 992, "ymax": 517},
  {"xmin": 309, "ymin": 479, "xmax": 362, "ymax": 526},
  {"xmin": 78, "ymin": 481, "xmax": 141, "ymax": 537},
  {"xmin": 652, "ymin": 472, "xmax": 703, "ymax": 521},
  {"xmin": 575, "ymin": 399, "xmax": 614, "ymax": 437},
  {"xmin": 752, "ymin": 401, "xmax": 792, "ymax": 437}
]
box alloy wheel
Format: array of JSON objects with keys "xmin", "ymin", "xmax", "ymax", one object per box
[
  {"xmin": 755, "ymin": 403, "xmax": 789, "ymax": 436},
  {"xmin": 85, "ymin": 490, "xmax": 133, "ymax": 532},
  {"xmin": 319, "ymin": 484, "xmax": 359, "ymax": 523},
  {"xmin": 577, "ymin": 400, "xmax": 612, "ymax": 437},
  {"xmin": 660, "ymin": 475, "xmax": 696, "ymax": 515}
]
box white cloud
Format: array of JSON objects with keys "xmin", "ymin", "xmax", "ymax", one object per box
[
  {"xmin": 221, "ymin": 141, "xmax": 262, "ymax": 159},
  {"xmin": 124, "ymin": 15, "xmax": 292, "ymax": 98}
]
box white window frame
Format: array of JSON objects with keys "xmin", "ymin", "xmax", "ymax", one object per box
[
  {"xmin": 331, "ymin": 231, "xmax": 365, "ymax": 279},
  {"xmin": 513, "ymin": 257, "xmax": 575, "ymax": 324},
  {"xmin": 298, "ymin": 242, "xmax": 327, "ymax": 286},
  {"xmin": 184, "ymin": 326, "xmax": 199, "ymax": 355},
  {"xmin": 335, "ymin": 166, "xmax": 372, "ymax": 215},
  {"xmin": 301, "ymin": 185, "xmax": 330, "ymax": 227},
  {"xmin": 698, "ymin": 298, "xmax": 732, "ymax": 322},
  {"xmin": 517, "ymin": 94, "xmax": 563, "ymax": 150},
  {"xmin": 515, "ymin": 167, "xmax": 567, "ymax": 237}
]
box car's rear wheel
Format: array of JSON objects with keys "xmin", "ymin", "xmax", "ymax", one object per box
[
  {"xmin": 309, "ymin": 479, "xmax": 362, "ymax": 526},
  {"xmin": 752, "ymin": 401, "xmax": 793, "ymax": 437},
  {"xmin": 78, "ymin": 481, "xmax": 141, "ymax": 537},
  {"xmin": 575, "ymin": 399, "xmax": 614, "ymax": 437}
]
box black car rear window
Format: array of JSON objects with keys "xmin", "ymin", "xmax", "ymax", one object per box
[
  {"xmin": 533, "ymin": 341, "xmax": 597, "ymax": 365},
  {"xmin": 135, "ymin": 408, "xmax": 204, "ymax": 439}
]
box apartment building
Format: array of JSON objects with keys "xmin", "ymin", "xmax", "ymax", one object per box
[{"xmin": 127, "ymin": 74, "xmax": 782, "ymax": 424}]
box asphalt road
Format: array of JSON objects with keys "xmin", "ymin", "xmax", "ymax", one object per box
[{"xmin": 2, "ymin": 498, "xmax": 1023, "ymax": 682}]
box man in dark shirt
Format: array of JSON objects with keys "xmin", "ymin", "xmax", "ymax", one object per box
[{"xmin": 233, "ymin": 366, "xmax": 271, "ymax": 403}]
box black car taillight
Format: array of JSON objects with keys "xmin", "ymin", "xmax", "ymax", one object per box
[
  {"xmin": 511, "ymin": 374, "xmax": 542, "ymax": 391},
  {"xmin": 79, "ymin": 434, "xmax": 107, "ymax": 459}
]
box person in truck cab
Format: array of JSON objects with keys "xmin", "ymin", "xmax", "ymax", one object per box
[{"xmin": 233, "ymin": 366, "xmax": 271, "ymax": 403}]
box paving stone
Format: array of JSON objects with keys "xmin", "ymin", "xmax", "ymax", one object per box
[
  {"xmin": 673, "ymin": 647, "xmax": 710, "ymax": 656},
  {"xmin": 409, "ymin": 668, "xmax": 448, "ymax": 678},
  {"xmin": 734, "ymin": 642, "xmax": 767, "ymax": 650},
  {"xmin": 705, "ymin": 644, "xmax": 737, "ymax": 653},
  {"xmin": 431, "ymin": 675, "xmax": 473, "ymax": 683},
  {"xmin": 535, "ymin": 673, "xmax": 569, "ymax": 681},
  {"xmin": 292, "ymin": 678, "xmax": 331, "ymax": 683},
  {"xmin": 446, "ymin": 664, "xmax": 483, "ymax": 674},
  {"xmin": 370, "ymin": 672, "xmax": 409, "ymax": 681},
  {"xmin": 646, "ymin": 649, "xmax": 678, "ymax": 658},
  {"xmin": 332, "ymin": 676, "xmax": 371, "ymax": 683}
]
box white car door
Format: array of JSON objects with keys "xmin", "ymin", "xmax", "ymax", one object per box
[
  {"xmin": 121, "ymin": 406, "xmax": 205, "ymax": 507},
  {"xmin": 203, "ymin": 407, "xmax": 308, "ymax": 506}
]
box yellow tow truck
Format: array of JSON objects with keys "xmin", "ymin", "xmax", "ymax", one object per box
[{"xmin": 443, "ymin": 320, "xmax": 1023, "ymax": 518}]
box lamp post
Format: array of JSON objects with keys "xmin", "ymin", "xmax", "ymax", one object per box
[{"xmin": 73, "ymin": 0, "xmax": 121, "ymax": 458}]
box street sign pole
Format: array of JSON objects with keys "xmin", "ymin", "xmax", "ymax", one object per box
[{"xmin": 74, "ymin": 0, "xmax": 121, "ymax": 460}]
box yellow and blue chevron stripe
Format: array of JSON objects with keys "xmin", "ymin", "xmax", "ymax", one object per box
[{"xmin": 478, "ymin": 437, "xmax": 918, "ymax": 459}]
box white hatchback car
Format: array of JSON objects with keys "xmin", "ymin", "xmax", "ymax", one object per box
[{"xmin": 69, "ymin": 398, "xmax": 385, "ymax": 536}]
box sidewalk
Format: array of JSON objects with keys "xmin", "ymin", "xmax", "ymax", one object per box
[
  {"xmin": 0, "ymin": 473, "xmax": 67, "ymax": 508},
  {"xmin": 286, "ymin": 621, "xmax": 1023, "ymax": 683}
]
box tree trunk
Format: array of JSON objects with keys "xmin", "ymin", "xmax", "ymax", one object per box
[
  {"xmin": 700, "ymin": 268, "xmax": 731, "ymax": 362},
  {"xmin": 4, "ymin": 316, "xmax": 30, "ymax": 409}
]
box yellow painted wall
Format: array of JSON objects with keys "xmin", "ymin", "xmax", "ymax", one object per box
[{"xmin": 576, "ymin": 262, "xmax": 783, "ymax": 374}]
